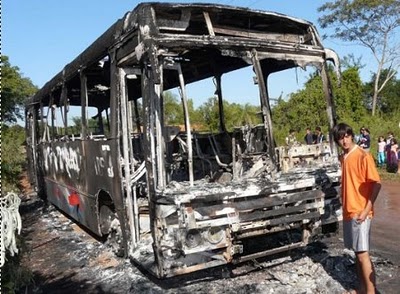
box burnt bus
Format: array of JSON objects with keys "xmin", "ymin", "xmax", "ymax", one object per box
[{"xmin": 25, "ymin": 2, "xmax": 342, "ymax": 278}]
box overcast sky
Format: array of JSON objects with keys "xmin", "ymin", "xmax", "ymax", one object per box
[{"xmin": 4, "ymin": 0, "xmax": 373, "ymax": 106}]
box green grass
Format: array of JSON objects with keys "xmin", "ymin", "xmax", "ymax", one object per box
[{"xmin": 378, "ymin": 168, "xmax": 400, "ymax": 182}]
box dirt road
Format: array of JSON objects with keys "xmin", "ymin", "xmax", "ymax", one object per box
[
  {"xmin": 17, "ymin": 181, "xmax": 400, "ymax": 294},
  {"xmin": 369, "ymin": 181, "xmax": 400, "ymax": 293}
]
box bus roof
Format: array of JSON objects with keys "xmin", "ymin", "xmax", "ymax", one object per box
[{"xmin": 27, "ymin": 2, "xmax": 324, "ymax": 107}]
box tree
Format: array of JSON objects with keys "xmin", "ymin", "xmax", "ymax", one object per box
[
  {"xmin": 2, "ymin": 125, "xmax": 27, "ymax": 193},
  {"xmin": 272, "ymin": 74, "xmax": 329, "ymax": 140},
  {"xmin": 1, "ymin": 55, "xmax": 38, "ymax": 123},
  {"xmin": 334, "ymin": 66, "xmax": 366, "ymax": 122},
  {"xmin": 363, "ymin": 69, "xmax": 400, "ymax": 114},
  {"xmin": 1, "ymin": 56, "xmax": 37, "ymax": 192},
  {"xmin": 197, "ymin": 97, "xmax": 261, "ymax": 132},
  {"xmin": 318, "ymin": 0, "xmax": 400, "ymax": 116},
  {"xmin": 271, "ymin": 66, "xmax": 365, "ymax": 143},
  {"xmin": 197, "ymin": 96, "xmax": 221, "ymax": 132},
  {"xmin": 163, "ymin": 91, "xmax": 184, "ymax": 125}
]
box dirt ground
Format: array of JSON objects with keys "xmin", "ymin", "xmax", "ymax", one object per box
[{"xmin": 16, "ymin": 181, "xmax": 400, "ymax": 294}]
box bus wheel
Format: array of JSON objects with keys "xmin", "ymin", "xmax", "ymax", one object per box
[
  {"xmin": 100, "ymin": 206, "xmax": 124, "ymax": 257},
  {"xmin": 99, "ymin": 205, "xmax": 115, "ymax": 235},
  {"xmin": 107, "ymin": 223, "xmax": 124, "ymax": 257}
]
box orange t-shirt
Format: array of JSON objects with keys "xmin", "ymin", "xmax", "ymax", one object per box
[{"xmin": 340, "ymin": 146, "xmax": 381, "ymax": 220}]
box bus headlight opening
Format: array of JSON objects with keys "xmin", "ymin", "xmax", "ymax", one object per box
[
  {"xmin": 185, "ymin": 229, "xmax": 202, "ymax": 248},
  {"xmin": 205, "ymin": 227, "xmax": 224, "ymax": 244}
]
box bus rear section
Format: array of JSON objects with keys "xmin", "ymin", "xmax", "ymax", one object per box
[{"xmin": 25, "ymin": 3, "xmax": 342, "ymax": 278}]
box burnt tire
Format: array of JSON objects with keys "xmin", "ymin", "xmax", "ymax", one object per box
[
  {"xmin": 99, "ymin": 206, "xmax": 124, "ymax": 257},
  {"xmin": 322, "ymin": 222, "xmax": 339, "ymax": 235},
  {"xmin": 106, "ymin": 225, "xmax": 125, "ymax": 257},
  {"xmin": 99, "ymin": 205, "xmax": 115, "ymax": 235}
]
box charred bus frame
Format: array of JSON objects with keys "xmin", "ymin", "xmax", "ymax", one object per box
[{"xmin": 25, "ymin": 2, "xmax": 342, "ymax": 278}]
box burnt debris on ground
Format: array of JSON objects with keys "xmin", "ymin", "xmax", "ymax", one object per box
[{"xmin": 18, "ymin": 194, "xmax": 399, "ymax": 294}]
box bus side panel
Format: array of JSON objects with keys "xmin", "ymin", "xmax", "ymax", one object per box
[
  {"xmin": 83, "ymin": 139, "xmax": 115, "ymax": 197},
  {"xmin": 38, "ymin": 140, "xmax": 116, "ymax": 236}
]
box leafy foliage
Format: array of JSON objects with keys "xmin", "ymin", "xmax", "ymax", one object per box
[
  {"xmin": 2, "ymin": 55, "xmax": 38, "ymax": 191},
  {"xmin": 162, "ymin": 93, "xmax": 262, "ymax": 132},
  {"xmin": 318, "ymin": 0, "xmax": 400, "ymax": 116},
  {"xmin": 163, "ymin": 91, "xmax": 185, "ymax": 125},
  {"xmin": 1, "ymin": 56, "xmax": 38, "ymax": 123},
  {"xmin": 271, "ymin": 66, "xmax": 364, "ymax": 143},
  {"xmin": 1, "ymin": 57, "xmax": 35, "ymax": 294},
  {"xmin": 197, "ymin": 96, "xmax": 221, "ymax": 132},
  {"xmin": 363, "ymin": 69, "xmax": 400, "ymax": 114},
  {"xmin": 69, "ymin": 116, "xmax": 110, "ymax": 137},
  {"xmin": 333, "ymin": 67, "xmax": 366, "ymax": 122},
  {"xmin": 2, "ymin": 125, "xmax": 27, "ymax": 193}
]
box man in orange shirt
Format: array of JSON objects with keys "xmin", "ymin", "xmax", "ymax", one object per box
[{"xmin": 332, "ymin": 123, "xmax": 381, "ymax": 294}]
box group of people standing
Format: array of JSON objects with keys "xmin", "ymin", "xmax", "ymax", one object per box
[
  {"xmin": 356, "ymin": 127, "xmax": 371, "ymax": 151},
  {"xmin": 355, "ymin": 127, "xmax": 399, "ymax": 173},
  {"xmin": 286, "ymin": 125, "xmax": 400, "ymax": 173},
  {"xmin": 285, "ymin": 126, "xmax": 326, "ymax": 146},
  {"xmin": 304, "ymin": 126, "xmax": 326, "ymax": 145},
  {"xmin": 377, "ymin": 131, "xmax": 399, "ymax": 173}
]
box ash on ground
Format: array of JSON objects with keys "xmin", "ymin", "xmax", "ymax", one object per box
[{"xmin": 18, "ymin": 195, "xmax": 399, "ymax": 294}]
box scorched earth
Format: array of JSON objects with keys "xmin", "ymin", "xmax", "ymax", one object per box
[{"xmin": 18, "ymin": 181, "xmax": 400, "ymax": 294}]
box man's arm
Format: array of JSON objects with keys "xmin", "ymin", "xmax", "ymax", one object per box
[{"xmin": 357, "ymin": 181, "xmax": 381, "ymax": 222}]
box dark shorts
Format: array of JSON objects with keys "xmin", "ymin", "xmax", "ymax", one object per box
[{"xmin": 343, "ymin": 218, "xmax": 371, "ymax": 252}]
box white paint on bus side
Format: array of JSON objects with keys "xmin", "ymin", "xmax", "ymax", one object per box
[{"xmin": 44, "ymin": 146, "xmax": 81, "ymax": 177}]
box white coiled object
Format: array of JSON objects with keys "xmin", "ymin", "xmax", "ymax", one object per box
[{"xmin": 0, "ymin": 192, "xmax": 22, "ymax": 267}]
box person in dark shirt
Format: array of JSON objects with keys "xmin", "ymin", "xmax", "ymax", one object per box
[
  {"xmin": 358, "ymin": 127, "xmax": 371, "ymax": 152},
  {"xmin": 314, "ymin": 126, "xmax": 326, "ymax": 144},
  {"xmin": 304, "ymin": 127, "xmax": 314, "ymax": 145}
]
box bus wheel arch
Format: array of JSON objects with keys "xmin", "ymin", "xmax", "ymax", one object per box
[
  {"xmin": 96, "ymin": 190, "xmax": 124, "ymax": 256},
  {"xmin": 96, "ymin": 190, "xmax": 116, "ymax": 236}
]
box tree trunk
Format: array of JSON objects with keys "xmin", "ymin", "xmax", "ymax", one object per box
[{"xmin": 372, "ymin": 90, "xmax": 378, "ymax": 116}]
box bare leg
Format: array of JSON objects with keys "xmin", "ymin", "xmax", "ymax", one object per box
[
  {"xmin": 355, "ymin": 258, "xmax": 365, "ymax": 293},
  {"xmin": 355, "ymin": 258, "xmax": 363, "ymax": 293},
  {"xmin": 355, "ymin": 251, "xmax": 376, "ymax": 294}
]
